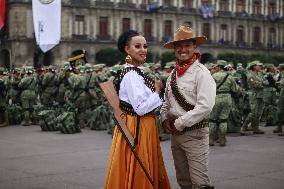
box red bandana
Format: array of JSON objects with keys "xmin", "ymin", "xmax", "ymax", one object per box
[{"xmin": 175, "ymin": 52, "xmax": 201, "ymax": 77}]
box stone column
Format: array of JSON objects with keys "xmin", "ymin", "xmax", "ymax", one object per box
[
  {"xmin": 215, "ymin": 0, "xmax": 219, "ymax": 11},
  {"xmin": 196, "ymin": 0, "xmax": 201, "ymax": 8},
  {"xmin": 262, "ymin": 0, "xmax": 266, "ymax": 15},
  {"xmin": 86, "ymin": 13, "xmax": 90, "ymax": 36},
  {"xmin": 248, "ymin": 0, "xmax": 252, "ymax": 14}
]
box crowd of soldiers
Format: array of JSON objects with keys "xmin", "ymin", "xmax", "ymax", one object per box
[
  {"xmin": 0, "ymin": 50, "xmax": 172, "ymax": 140},
  {"xmin": 0, "ymin": 50, "xmax": 283, "ymax": 143},
  {"xmin": 206, "ymin": 60, "xmax": 284, "ymax": 146}
]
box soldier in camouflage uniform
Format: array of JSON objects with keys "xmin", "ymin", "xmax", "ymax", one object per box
[
  {"xmin": 0, "ymin": 67, "xmax": 9, "ymax": 127},
  {"xmin": 7, "ymin": 68, "xmax": 23, "ymax": 124},
  {"xmin": 273, "ymin": 64, "xmax": 284, "ymax": 136},
  {"xmin": 18, "ymin": 66, "xmax": 37, "ymax": 126},
  {"xmin": 41, "ymin": 66, "xmax": 58, "ymax": 107},
  {"xmin": 262, "ymin": 64, "xmax": 278, "ymax": 126},
  {"xmin": 240, "ymin": 61, "xmax": 268, "ymax": 135},
  {"xmin": 209, "ymin": 60, "xmax": 238, "ymax": 146}
]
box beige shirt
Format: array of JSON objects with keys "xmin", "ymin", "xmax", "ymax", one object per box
[{"xmin": 160, "ymin": 60, "xmax": 216, "ymax": 131}]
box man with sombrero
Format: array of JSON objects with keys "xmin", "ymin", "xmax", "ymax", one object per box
[{"xmin": 160, "ymin": 26, "xmax": 216, "ymax": 189}]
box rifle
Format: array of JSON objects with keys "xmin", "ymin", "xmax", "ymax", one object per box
[{"xmin": 99, "ymin": 81, "xmax": 154, "ymax": 187}]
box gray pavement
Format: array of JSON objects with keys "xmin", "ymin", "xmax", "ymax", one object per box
[{"xmin": 0, "ymin": 125, "xmax": 283, "ymax": 189}]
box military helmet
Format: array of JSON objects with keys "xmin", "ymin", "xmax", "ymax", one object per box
[
  {"xmin": 164, "ymin": 61, "xmax": 176, "ymax": 69},
  {"xmin": 247, "ymin": 60, "xmax": 263, "ymax": 69},
  {"xmin": 278, "ymin": 63, "xmax": 284, "ymax": 70},
  {"xmin": 63, "ymin": 62, "xmax": 73, "ymax": 71},
  {"xmin": 24, "ymin": 66, "xmax": 34, "ymax": 74},
  {"xmin": 205, "ymin": 63, "xmax": 216, "ymax": 70},
  {"xmin": 216, "ymin": 60, "xmax": 227, "ymax": 67}
]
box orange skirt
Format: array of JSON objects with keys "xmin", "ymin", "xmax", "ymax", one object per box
[{"xmin": 103, "ymin": 114, "xmax": 171, "ymax": 189}]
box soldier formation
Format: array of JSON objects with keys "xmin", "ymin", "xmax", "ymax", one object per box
[
  {"xmin": 0, "ymin": 54, "xmax": 284, "ymax": 143},
  {"xmin": 206, "ymin": 60, "xmax": 284, "ymax": 146}
]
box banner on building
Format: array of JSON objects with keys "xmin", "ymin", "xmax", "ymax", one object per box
[
  {"xmin": 0, "ymin": 0, "xmax": 5, "ymax": 30},
  {"xmin": 32, "ymin": 0, "xmax": 61, "ymax": 52}
]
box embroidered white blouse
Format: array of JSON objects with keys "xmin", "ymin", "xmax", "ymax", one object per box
[{"xmin": 119, "ymin": 64, "xmax": 162, "ymax": 116}]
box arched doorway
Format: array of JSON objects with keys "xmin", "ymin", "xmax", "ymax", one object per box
[{"xmin": 0, "ymin": 49, "xmax": 10, "ymax": 68}]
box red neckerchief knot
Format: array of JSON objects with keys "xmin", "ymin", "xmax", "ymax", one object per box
[{"xmin": 175, "ymin": 52, "xmax": 201, "ymax": 77}]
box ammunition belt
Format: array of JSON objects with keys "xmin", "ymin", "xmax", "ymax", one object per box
[{"xmin": 183, "ymin": 119, "xmax": 209, "ymax": 132}]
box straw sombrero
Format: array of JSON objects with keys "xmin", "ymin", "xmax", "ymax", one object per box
[{"xmin": 163, "ymin": 26, "xmax": 207, "ymax": 49}]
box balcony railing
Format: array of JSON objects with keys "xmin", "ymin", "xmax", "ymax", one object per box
[
  {"xmin": 250, "ymin": 14, "xmax": 265, "ymax": 20},
  {"xmin": 251, "ymin": 42, "xmax": 263, "ymax": 48},
  {"xmin": 72, "ymin": 34, "xmax": 88, "ymax": 40},
  {"xmin": 70, "ymin": 0, "xmax": 90, "ymax": 6},
  {"xmin": 180, "ymin": 7, "xmax": 197, "ymax": 14},
  {"xmin": 235, "ymin": 11, "xmax": 249, "ymax": 18},
  {"xmin": 235, "ymin": 41, "xmax": 248, "ymax": 48},
  {"xmin": 160, "ymin": 5, "xmax": 178, "ymax": 12},
  {"xmin": 117, "ymin": 2, "xmax": 136, "ymax": 9},
  {"xmin": 96, "ymin": 35, "xmax": 112, "ymax": 41},
  {"xmin": 94, "ymin": 1, "xmax": 114, "ymax": 7},
  {"xmin": 217, "ymin": 11, "xmax": 232, "ymax": 17}
]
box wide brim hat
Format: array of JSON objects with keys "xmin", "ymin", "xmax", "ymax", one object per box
[{"xmin": 163, "ymin": 26, "xmax": 207, "ymax": 49}]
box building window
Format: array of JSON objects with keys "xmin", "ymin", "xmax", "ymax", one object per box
[
  {"xmin": 219, "ymin": 24, "xmax": 228, "ymax": 43},
  {"xmin": 252, "ymin": 1, "xmax": 261, "ymax": 15},
  {"xmin": 183, "ymin": 0, "xmax": 193, "ymax": 9},
  {"xmin": 99, "ymin": 17, "xmax": 108, "ymax": 39},
  {"xmin": 122, "ymin": 18, "xmax": 130, "ymax": 33},
  {"xmin": 268, "ymin": 27, "xmax": 276, "ymax": 47},
  {"xmin": 253, "ymin": 27, "xmax": 261, "ymax": 44},
  {"xmin": 236, "ymin": 25, "xmax": 245, "ymax": 44},
  {"xmin": 144, "ymin": 19, "xmax": 152, "ymax": 41},
  {"xmin": 74, "ymin": 15, "xmax": 85, "ymax": 35},
  {"xmin": 164, "ymin": 20, "xmax": 173, "ymax": 41},
  {"xmin": 219, "ymin": 0, "xmax": 229, "ymax": 11},
  {"xmin": 236, "ymin": 0, "xmax": 246, "ymax": 12},
  {"xmin": 164, "ymin": 0, "xmax": 171, "ymax": 6},
  {"xmin": 202, "ymin": 23, "xmax": 211, "ymax": 40},
  {"xmin": 268, "ymin": 2, "xmax": 276, "ymax": 15}
]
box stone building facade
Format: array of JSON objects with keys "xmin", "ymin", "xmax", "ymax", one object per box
[{"xmin": 0, "ymin": 0, "xmax": 284, "ymax": 67}]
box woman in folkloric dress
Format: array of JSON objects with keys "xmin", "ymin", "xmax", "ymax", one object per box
[{"xmin": 103, "ymin": 30, "xmax": 171, "ymax": 189}]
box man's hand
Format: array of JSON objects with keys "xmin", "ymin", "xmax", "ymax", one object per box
[
  {"xmin": 162, "ymin": 119, "xmax": 174, "ymax": 134},
  {"xmin": 167, "ymin": 112, "xmax": 184, "ymax": 135}
]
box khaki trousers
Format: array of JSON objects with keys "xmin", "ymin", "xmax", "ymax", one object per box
[{"xmin": 171, "ymin": 127, "xmax": 210, "ymax": 189}]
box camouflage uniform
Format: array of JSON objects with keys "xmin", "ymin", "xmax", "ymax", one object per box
[
  {"xmin": 18, "ymin": 67, "xmax": 37, "ymax": 126},
  {"xmin": 0, "ymin": 68, "xmax": 9, "ymax": 126},
  {"xmin": 209, "ymin": 61, "xmax": 238, "ymax": 146},
  {"xmin": 41, "ymin": 67, "xmax": 58, "ymax": 107},
  {"xmin": 262, "ymin": 70, "xmax": 278, "ymax": 126},
  {"xmin": 274, "ymin": 64, "xmax": 284, "ymax": 136},
  {"xmin": 241, "ymin": 61, "xmax": 267, "ymax": 135}
]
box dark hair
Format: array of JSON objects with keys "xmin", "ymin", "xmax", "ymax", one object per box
[{"xmin": 117, "ymin": 30, "xmax": 139, "ymax": 54}]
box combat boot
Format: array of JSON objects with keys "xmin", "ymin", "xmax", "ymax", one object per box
[
  {"xmin": 209, "ymin": 136, "xmax": 214, "ymax": 146},
  {"xmin": 273, "ymin": 125, "xmax": 282, "ymax": 133},
  {"xmin": 253, "ymin": 129, "xmax": 265, "ymax": 134},
  {"xmin": 278, "ymin": 132, "xmax": 284, "ymax": 136},
  {"xmin": 0, "ymin": 122, "xmax": 8, "ymax": 127},
  {"xmin": 219, "ymin": 135, "xmax": 226, "ymax": 146}
]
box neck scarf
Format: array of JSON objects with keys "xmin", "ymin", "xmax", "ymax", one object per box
[{"xmin": 176, "ymin": 52, "xmax": 201, "ymax": 77}]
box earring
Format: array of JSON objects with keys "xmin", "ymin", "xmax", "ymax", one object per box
[{"xmin": 125, "ymin": 55, "xmax": 132, "ymax": 64}]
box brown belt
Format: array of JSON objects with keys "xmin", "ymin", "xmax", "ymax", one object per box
[{"xmin": 183, "ymin": 119, "xmax": 209, "ymax": 132}]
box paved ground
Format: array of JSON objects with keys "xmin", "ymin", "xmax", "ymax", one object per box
[{"xmin": 0, "ymin": 125, "xmax": 283, "ymax": 189}]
